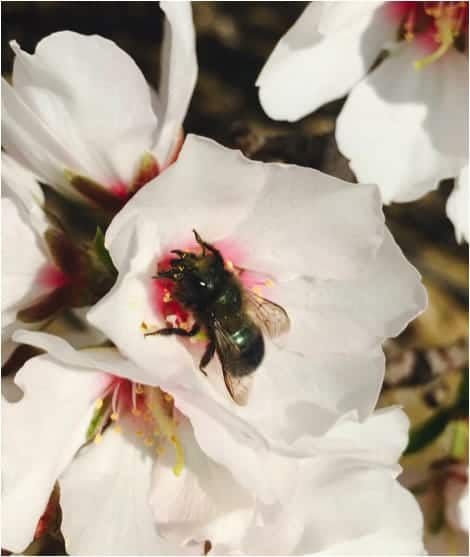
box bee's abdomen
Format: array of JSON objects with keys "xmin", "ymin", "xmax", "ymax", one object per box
[{"xmin": 230, "ymin": 323, "xmax": 265, "ymax": 376}]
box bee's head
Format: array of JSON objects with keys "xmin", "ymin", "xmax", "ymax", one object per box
[{"xmin": 157, "ymin": 247, "xmax": 226, "ymax": 307}]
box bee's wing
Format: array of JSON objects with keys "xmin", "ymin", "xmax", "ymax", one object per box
[
  {"xmin": 212, "ymin": 320, "xmax": 253, "ymax": 406},
  {"xmin": 243, "ymin": 289, "xmax": 290, "ymax": 340}
]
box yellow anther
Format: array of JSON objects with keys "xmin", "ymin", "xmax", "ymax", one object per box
[
  {"xmin": 264, "ymin": 279, "xmax": 274, "ymax": 288},
  {"xmin": 180, "ymin": 321, "xmax": 189, "ymax": 331},
  {"xmin": 163, "ymin": 289, "xmax": 172, "ymax": 303},
  {"xmin": 94, "ymin": 433, "xmax": 103, "ymax": 444},
  {"xmin": 110, "ymin": 412, "xmax": 119, "ymax": 421},
  {"xmin": 135, "ymin": 384, "xmax": 144, "ymax": 394},
  {"xmin": 225, "ymin": 260, "xmax": 234, "ymax": 271},
  {"xmin": 114, "ymin": 425, "xmax": 122, "ymax": 433},
  {"xmin": 164, "ymin": 393, "xmax": 173, "ymax": 402},
  {"xmin": 156, "ymin": 446, "xmax": 165, "ymax": 456},
  {"xmin": 131, "ymin": 408, "xmax": 142, "ymax": 417},
  {"xmin": 140, "ymin": 321, "xmax": 148, "ymax": 331},
  {"xmin": 95, "ymin": 398, "xmax": 104, "ymax": 410},
  {"xmin": 251, "ymin": 285, "xmax": 262, "ymax": 295},
  {"xmin": 135, "ymin": 430, "xmax": 144, "ymax": 437},
  {"xmin": 144, "ymin": 437, "xmax": 154, "ymax": 447}
]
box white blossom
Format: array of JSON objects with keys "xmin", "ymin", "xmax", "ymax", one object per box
[{"xmin": 257, "ymin": 2, "xmax": 468, "ymax": 242}]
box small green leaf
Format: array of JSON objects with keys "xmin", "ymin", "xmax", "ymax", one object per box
[
  {"xmin": 405, "ymin": 408, "xmax": 452, "ymax": 455},
  {"xmin": 93, "ymin": 227, "xmax": 117, "ymax": 277}
]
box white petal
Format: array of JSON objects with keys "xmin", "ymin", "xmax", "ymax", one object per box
[
  {"xmin": 2, "ymin": 354, "xmax": 107, "ymax": 553},
  {"xmin": 153, "ymin": 1, "xmax": 197, "ymax": 164},
  {"xmin": 337, "ymin": 44, "xmax": 468, "ymax": 203},
  {"xmin": 60, "ymin": 419, "xmax": 188, "ymax": 555},
  {"xmin": 151, "ymin": 419, "xmax": 254, "ymax": 548},
  {"xmin": 318, "ymin": 479, "xmax": 425, "ymax": 555},
  {"xmin": 13, "ymin": 330, "xmax": 164, "ymax": 387},
  {"xmin": 274, "ymin": 229, "xmax": 427, "ymax": 354},
  {"xmin": 1, "ymin": 77, "xmax": 81, "ymax": 192},
  {"xmin": 233, "ymin": 163, "xmax": 385, "ymax": 280},
  {"xmin": 171, "ymin": 382, "xmax": 294, "ymax": 505},
  {"xmin": 446, "ymin": 164, "xmax": 469, "ymax": 243},
  {"xmin": 325, "ymin": 406, "xmax": 410, "ymax": 466},
  {"xmin": 8, "ymin": 32, "xmax": 158, "ymax": 187},
  {"xmin": 257, "ymin": 2, "xmax": 393, "ymax": 121},
  {"xmin": 1, "ymin": 153, "xmax": 45, "ymax": 220},
  {"xmin": 2, "ymin": 198, "xmax": 47, "ymax": 330}
]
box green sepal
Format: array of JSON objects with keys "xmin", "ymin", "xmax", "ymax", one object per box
[
  {"xmin": 92, "ymin": 227, "xmax": 117, "ymax": 277},
  {"xmin": 86, "ymin": 402, "xmax": 108, "ymax": 441}
]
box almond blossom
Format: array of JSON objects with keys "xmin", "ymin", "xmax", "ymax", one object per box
[
  {"xmin": 1, "ymin": 1, "xmax": 197, "ymax": 211},
  {"xmin": 257, "ymin": 1, "xmax": 469, "ymax": 242},
  {"xmin": 82, "ymin": 134, "xmax": 428, "ymax": 548}
]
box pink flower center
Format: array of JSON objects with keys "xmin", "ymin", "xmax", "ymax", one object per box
[{"xmin": 387, "ymin": 1, "xmax": 468, "ymax": 67}]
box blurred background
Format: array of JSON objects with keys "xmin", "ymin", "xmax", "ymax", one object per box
[{"xmin": 2, "ymin": 2, "xmax": 468, "ymax": 555}]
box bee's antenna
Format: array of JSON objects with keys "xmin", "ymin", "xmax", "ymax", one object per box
[{"xmin": 193, "ymin": 229, "xmax": 206, "ymax": 255}]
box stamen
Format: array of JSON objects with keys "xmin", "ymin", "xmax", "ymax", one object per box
[
  {"xmin": 170, "ymin": 435, "xmax": 185, "ymax": 477},
  {"xmin": 414, "ymin": 17, "xmax": 455, "ymax": 69},
  {"xmin": 132, "ymin": 382, "xmax": 138, "ymax": 413},
  {"xmin": 111, "ymin": 382, "xmax": 121, "ymax": 414},
  {"xmin": 144, "ymin": 386, "xmax": 185, "ymax": 476},
  {"xmin": 110, "ymin": 412, "xmax": 119, "ymax": 421},
  {"xmin": 95, "ymin": 398, "xmax": 104, "ymax": 410}
]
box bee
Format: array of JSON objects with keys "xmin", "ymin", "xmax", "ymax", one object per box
[{"xmin": 146, "ymin": 230, "xmax": 290, "ymax": 404}]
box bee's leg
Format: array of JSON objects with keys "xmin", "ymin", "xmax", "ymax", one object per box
[
  {"xmin": 199, "ymin": 341, "xmax": 215, "ymax": 377},
  {"xmin": 145, "ymin": 323, "xmax": 200, "ymax": 337}
]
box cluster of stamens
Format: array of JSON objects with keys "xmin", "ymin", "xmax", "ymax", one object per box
[
  {"xmin": 390, "ymin": 1, "xmax": 468, "ymax": 68},
  {"xmin": 90, "ymin": 380, "xmax": 184, "ymax": 476}
]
